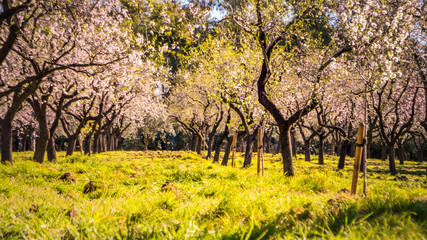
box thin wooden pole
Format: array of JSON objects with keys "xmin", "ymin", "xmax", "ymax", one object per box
[
  {"xmin": 261, "ymin": 128, "xmax": 264, "ymax": 176},
  {"xmin": 351, "ymin": 123, "xmax": 365, "ymax": 195},
  {"xmin": 231, "ymin": 132, "xmax": 237, "ymax": 167},
  {"xmin": 257, "ymin": 128, "xmax": 262, "ymax": 176}
]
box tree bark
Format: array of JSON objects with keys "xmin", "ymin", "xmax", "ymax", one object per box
[
  {"xmin": 397, "ymin": 140, "xmax": 405, "ymax": 165},
  {"xmin": 33, "ymin": 118, "xmax": 49, "ymax": 163},
  {"xmin": 243, "ymin": 133, "xmax": 256, "ymax": 167},
  {"xmin": 291, "ymin": 128, "xmax": 297, "ymax": 157},
  {"xmin": 388, "ymin": 143, "xmax": 397, "ymax": 175},
  {"xmin": 318, "ymin": 135, "xmax": 325, "ymax": 165},
  {"xmin": 213, "ymin": 131, "xmax": 229, "ymax": 163},
  {"xmin": 279, "ymin": 126, "xmax": 294, "ymax": 175},
  {"xmin": 189, "ymin": 133, "xmax": 197, "ymax": 151},
  {"xmin": 196, "ymin": 135, "xmax": 202, "ymax": 154},
  {"xmin": 0, "ymin": 120, "xmax": 13, "ymax": 164},
  {"xmin": 66, "ymin": 136, "xmax": 77, "ymax": 156},
  {"xmin": 46, "ymin": 138, "xmax": 57, "ymax": 162},
  {"xmin": 304, "ymin": 140, "xmax": 311, "ymax": 162},
  {"xmin": 93, "ymin": 131, "xmax": 100, "ymax": 154},
  {"xmin": 221, "ymin": 137, "xmax": 233, "ymax": 166},
  {"xmin": 83, "ymin": 133, "xmax": 92, "ymax": 155},
  {"xmin": 337, "ymin": 140, "xmax": 349, "ymax": 170},
  {"xmin": 381, "ymin": 144, "xmax": 387, "ymax": 161}
]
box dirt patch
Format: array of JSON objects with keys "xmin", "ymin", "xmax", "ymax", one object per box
[
  {"xmin": 66, "ymin": 208, "xmax": 78, "ymax": 219},
  {"xmin": 29, "ymin": 203, "xmax": 39, "ymax": 213},
  {"xmin": 59, "ymin": 172, "xmax": 76, "ymax": 182},
  {"xmin": 83, "ymin": 181, "xmax": 101, "ymax": 194},
  {"xmin": 161, "ymin": 181, "xmax": 178, "ymax": 194},
  {"xmin": 338, "ymin": 188, "xmax": 350, "ymax": 194}
]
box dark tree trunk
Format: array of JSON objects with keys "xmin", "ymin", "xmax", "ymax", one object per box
[
  {"xmin": 418, "ymin": 148, "xmax": 424, "ymax": 163},
  {"xmin": 388, "ymin": 143, "xmax": 397, "ymax": 175},
  {"xmin": 397, "ymin": 141, "xmax": 405, "ymax": 165},
  {"xmin": 318, "ymin": 135, "xmax": 325, "ymax": 165},
  {"xmin": 107, "ymin": 130, "xmax": 113, "ymax": 151},
  {"xmin": 100, "ymin": 134, "xmax": 106, "ymax": 153},
  {"xmin": 83, "ymin": 133, "xmax": 92, "ymax": 155},
  {"xmin": 213, "ymin": 130, "xmax": 229, "ymax": 163},
  {"xmin": 0, "ymin": 120, "xmax": 13, "ymax": 164},
  {"xmin": 196, "ymin": 135, "xmax": 202, "ymax": 154},
  {"xmin": 330, "ymin": 141, "xmax": 336, "ymax": 156},
  {"xmin": 336, "ymin": 141, "xmax": 342, "ymax": 156},
  {"xmin": 93, "ymin": 132, "xmax": 100, "ymax": 154},
  {"xmin": 279, "ymin": 126, "xmax": 294, "ymax": 175},
  {"xmin": 190, "ymin": 134, "xmax": 197, "ymax": 151},
  {"xmin": 243, "ymin": 133, "xmax": 256, "ymax": 167},
  {"xmin": 47, "ymin": 138, "xmax": 57, "ymax": 162},
  {"xmin": 367, "ymin": 143, "xmax": 371, "ymax": 159},
  {"xmin": 338, "ymin": 140, "xmax": 349, "ymax": 170},
  {"xmin": 239, "ymin": 135, "xmax": 245, "ymax": 152},
  {"xmin": 206, "ymin": 112, "xmax": 223, "ymax": 159},
  {"xmin": 207, "ymin": 137, "xmax": 214, "ymax": 159},
  {"xmin": 265, "ymin": 127, "xmax": 273, "ymax": 154},
  {"xmin": 291, "ymin": 128, "xmax": 297, "ymax": 157},
  {"xmin": 66, "ymin": 136, "xmax": 77, "ymax": 156},
  {"xmin": 381, "ymin": 144, "xmax": 387, "ymax": 161},
  {"xmin": 22, "ymin": 135, "xmax": 27, "ymax": 151},
  {"xmin": 33, "ymin": 119, "xmax": 49, "ymax": 163},
  {"xmin": 221, "ymin": 137, "xmax": 233, "ymax": 166},
  {"xmin": 114, "ymin": 136, "xmax": 119, "ymax": 151},
  {"xmin": 304, "ymin": 140, "xmax": 311, "ymax": 162},
  {"xmin": 349, "ymin": 141, "xmax": 356, "ymax": 157}
]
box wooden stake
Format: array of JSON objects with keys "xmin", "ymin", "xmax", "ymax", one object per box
[
  {"xmin": 351, "ymin": 123, "xmax": 365, "ymax": 195},
  {"xmin": 231, "ymin": 132, "xmax": 237, "ymax": 167},
  {"xmin": 257, "ymin": 128, "xmax": 262, "ymax": 176}
]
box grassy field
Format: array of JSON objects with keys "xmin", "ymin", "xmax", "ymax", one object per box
[{"xmin": 0, "ymin": 151, "xmax": 426, "ymax": 239}]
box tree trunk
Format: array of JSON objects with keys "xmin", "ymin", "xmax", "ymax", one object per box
[
  {"xmin": 330, "ymin": 141, "xmax": 336, "ymax": 156},
  {"xmin": 189, "ymin": 134, "xmax": 197, "ymax": 151},
  {"xmin": 279, "ymin": 126, "xmax": 294, "ymax": 176},
  {"xmin": 418, "ymin": 147, "xmax": 424, "ymax": 163},
  {"xmin": 304, "ymin": 140, "xmax": 311, "ymax": 162},
  {"xmin": 100, "ymin": 134, "xmax": 106, "ymax": 153},
  {"xmin": 93, "ymin": 132, "xmax": 101, "ymax": 154},
  {"xmin": 33, "ymin": 118, "xmax": 49, "ymax": 163},
  {"xmin": 318, "ymin": 135, "xmax": 325, "ymax": 165},
  {"xmin": 243, "ymin": 133, "xmax": 256, "ymax": 167},
  {"xmin": 397, "ymin": 141, "xmax": 405, "ymax": 165},
  {"xmin": 349, "ymin": 141, "xmax": 356, "ymax": 157},
  {"xmin": 221, "ymin": 137, "xmax": 233, "ymax": 166},
  {"xmin": 0, "ymin": 120, "xmax": 13, "ymax": 164},
  {"xmin": 29, "ymin": 131, "xmax": 36, "ymax": 152},
  {"xmin": 213, "ymin": 129, "xmax": 229, "ymax": 163},
  {"xmin": 388, "ymin": 143, "xmax": 397, "ymax": 175},
  {"xmin": 113, "ymin": 136, "xmax": 119, "ymax": 151},
  {"xmin": 207, "ymin": 138, "xmax": 214, "ymax": 159},
  {"xmin": 338, "ymin": 140, "xmax": 349, "ymax": 170},
  {"xmin": 336, "ymin": 140, "xmax": 342, "ymax": 156},
  {"xmin": 381, "ymin": 144, "xmax": 387, "ymax": 161},
  {"xmin": 47, "ymin": 138, "xmax": 57, "ymax": 162},
  {"xmin": 66, "ymin": 136, "xmax": 77, "ymax": 156},
  {"xmin": 196, "ymin": 135, "xmax": 202, "ymax": 154},
  {"xmin": 107, "ymin": 130, "xmax": 113, "ymax": 151},
  {"xmin": 83, "ymin": 133, "xmax": 92, "ymax": 155},
  {"xmin": 291, "ymin": 129, "xmax": 297, "ymax": 157}
]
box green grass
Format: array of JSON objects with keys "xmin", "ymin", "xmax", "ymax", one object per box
[{"xmin": 0, "ymin": 151, "xmax": 426, "ymax": 239}]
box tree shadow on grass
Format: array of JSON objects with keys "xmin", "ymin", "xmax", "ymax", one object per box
[{"xmin": 220, "ymin": 197, "xmax": 427, "ymax": 240}]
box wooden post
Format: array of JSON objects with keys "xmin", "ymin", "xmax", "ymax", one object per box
[
  {"xmin": 351, "ymin": 123, "xmax": 365, "ymax": 195},
  {"xmin": 257, "ymin": 128, "xmax": 263, "ymax": 176},
  {"xmin": 231, "ymin": 132, "xmax": 237, "ymax": 167}
]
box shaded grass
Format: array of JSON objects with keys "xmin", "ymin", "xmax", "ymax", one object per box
[{"xmin": 0, "ymin": 151, "xmax": 425, "ymax": 239}]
